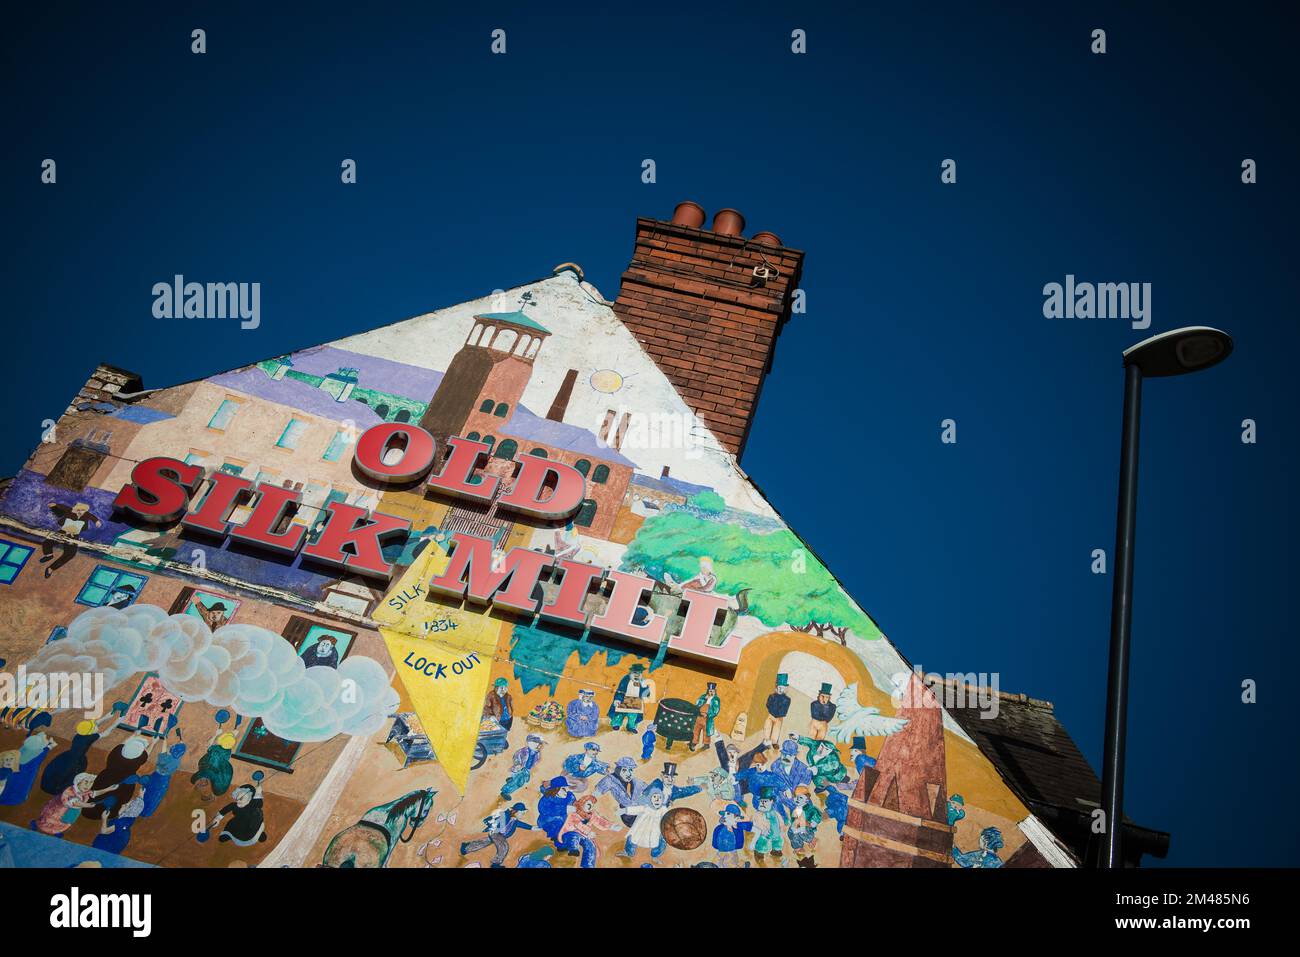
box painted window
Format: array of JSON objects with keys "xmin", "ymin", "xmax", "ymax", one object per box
[
  {"xmin": 75, "ymin": 565, "xmax": 147, "ymax": 608},
  {"xmin": 276, "ymin": 419, "xmax": 309, "ymax": 450},
  {"xmin": 591, "ymin": 464, "xmax": 610, "ymax": 484},
  {"xmin": 494, "ymin": 403, "xmax": 509, "ymax": 417},
  {"xmin": 482, "ymin": 435, "xmax": 496, "ymax": 453},
  {"xmin": 575, "ymin": 499, "xmax": 598, "ymax": 528},
  {"xmin": 322, "ymin": 430, "xmax": 351, "ymax": 462},
  {"xmin": 574, "ymin": 459, "xmax": 591, "ymax": 477},
  {"xmin": 528, "ymin": 448, "xmax": 548, "ymax": 458},
  {"xmin": 395, "ymin": 409, "xmax": 411, "ymax": 423},
  {"xmin": 480, "ymin": 399, "xmax": 495, "ymax": 413},
  {"xmin": 0, "ymin": 540, "xmax": 34, "ymax": 584},
  {"xmin": 494, "ymin": 438, "xmax": 517, "ymax": 460},
  {"xmin": 467, "ymin": 431, "xmax": 481, "ymax": 442},
  {"xmin": 207, "ymin": 399, "xmax": 241, "ymax": 431},
  {"xmin": 219, "ymin": 462, "xmax": 244, "ymax": 475}
]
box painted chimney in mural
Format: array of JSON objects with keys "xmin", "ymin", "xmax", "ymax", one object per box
[
  {"xmin": 547, "ymin": 369, "xmax": 579, "ymax": 422},
  {"xmin": 612, "ymin": 202, "xmax": 805, "ymax": 459}
]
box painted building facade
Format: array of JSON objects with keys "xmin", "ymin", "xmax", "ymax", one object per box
[{"xmin": 0, "ymin": 207, "xmax": 1077, "ymax": 870}]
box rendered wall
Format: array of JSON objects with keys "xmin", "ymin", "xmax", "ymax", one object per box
[{"xmin": 0, "ymin": 269, "xmax": 1056, "ymax": 869}]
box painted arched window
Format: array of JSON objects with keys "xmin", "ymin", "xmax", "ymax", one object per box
[
  {"xmin": 494, "ymin": 329, "xmax": 518, "ymax": 353},
  {"xmin": 468, "ymin": 324, "xmax": 483, "ymax": 346},
  {"xmin": 375, "ymin": 404, "xmax": 390, "ymax": 418},
  {"xmin": 528, "ymin": 448, "xmax": 548, "ymax": 458},
  {"xmin": 494, "ymin": 438, "xmax": 517, "ymax": 460},
  {"xmin": 575, "ymin": 499, "xmax": 598, "ymax": 528},
  {"xmin": 483, "ymin": 435, "xmax": 496, "ymax": 452},
  {"xmin": 394, "ymin": 409, "xmax": 411, "ymax": 423},
  {"xmin": 467, "ymin": 431, "xmax": 481, "ymax": 442},
  {"xmin": 574, "ymin": 459, "xmax": 591, "ymax": 477},
  {"xmin": 591, "ymin": 464, "xmax": 610, "ymax": 484},
  {"xmin": 494, "ymin": 402, "xmax": 509, "ymax": 417},
  {"xmin": 480, "ymin": 399, "xmax": 495, "ymax": 413}
]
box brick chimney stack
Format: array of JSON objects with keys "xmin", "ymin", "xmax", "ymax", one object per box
[{"xmin": 612, "ymin": 202, "xmax": 805, "ymax": 459}]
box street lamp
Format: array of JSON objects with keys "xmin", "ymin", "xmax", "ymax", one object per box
[{"xmin": 1100, "ymin": 326, "xmax": 1233, "ymax": 868}]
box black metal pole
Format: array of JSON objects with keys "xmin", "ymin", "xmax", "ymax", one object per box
[{"xmin": 1100, "ymin": 361, "xmax": 1142, "ymax": 868}]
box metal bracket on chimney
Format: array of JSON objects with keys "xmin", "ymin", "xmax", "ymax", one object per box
[{"xmin": 752, "ymin": 264, "xmax": 779, "ymax": 285}]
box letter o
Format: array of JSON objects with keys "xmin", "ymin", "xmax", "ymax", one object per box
[{"xmin": 354, "ymin": 423, "xmax": 436, "ymax": 482}]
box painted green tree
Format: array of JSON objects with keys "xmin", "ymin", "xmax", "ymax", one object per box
[{"xmin": 621, "ymin": 510, "xmax": 880, "ymax": 643}]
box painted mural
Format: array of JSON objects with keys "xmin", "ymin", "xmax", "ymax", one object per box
[{"xmin": 0, "ymin": 268, "xmax": 1064, "ymax": 869}]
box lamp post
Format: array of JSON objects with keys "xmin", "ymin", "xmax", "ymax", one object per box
[{"xmin": 1099, "ymin": 326, "xmax": 1233, "ymax": 869}]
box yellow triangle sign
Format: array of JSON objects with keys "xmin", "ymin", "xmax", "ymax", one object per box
[{"xmin": 375, "ymin": 541, "xmax": 506, "ymax": 793}]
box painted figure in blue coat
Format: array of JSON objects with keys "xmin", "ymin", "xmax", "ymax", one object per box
[
  {"xmin": 947, "ymin": 793, "xmax": 966, "ymax": 827},
  {"xmin": 712, "ymin": 803, "xmax": 753, "ymax": 867},
  {"xmin": 952, "ymin": 826, "xmax": 1004, "ymax": 868},
  {"xmin": 562, "ymin": 741, "xmax": 610, "ymax": 781},
  {"xmin": 652, "ymin": 761, "xmax": 702, "ymax": 806},
  {"xmin": 809, "ymin": 682, "xmax": 837, "ymax": 740},
  {"xmin": 640, "ymin": 722, "xmax": 658, "ymax": 761},
  {"xmin": 516, "ymin": 845, "xmax": 554, "ymax": 868},
  {"xmin": 767, "ymin": 738, "xmax": 813, "ymax": 819},
  {"xmin": 500, "ymin": 733, "xmax": 543, "ymax": 800},
  {"xmin": 850, "ymin": 735, "xmax": 877, "ymax": 777},
  {"xmin": 593, "ymin": 755, "xmax": 652, "ymax": 826},
  {"xmin": 461, "ymin": 802, "xmax": 534, "ymax": 867},
  {"xmin": 138, "ymin": 743, "xmax": 188, "ymax": 817},
  {"xmin": 91, "ymin": 793, "xmax": 144, "ymax": 856},
  {"xmin": 817, "ymin": 784, "xmax": 848, "ymax": 836},
  {"xmin": 564, "ymin": 688, "xmax": 599, "ymax": 738},
  {"xmin": 537, "ymin": 775, "xmax": 576, "ymax": 844},
  {"xmin": 607, "ymin": 663, "xmax": 651, "ymax": 732},
  {"xmin": 763, "ymin": 673, "xmax": 791, "ymax": 746}
]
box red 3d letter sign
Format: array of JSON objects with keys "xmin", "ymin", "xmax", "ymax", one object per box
[
  {"xmin": 427, "ymin": 531, "xmax": 739, "ymax": 665},
  {"xmin": 107, "ymin": 427, "xmax": 741, "ymax": 664},
  {"xmin": 108, "ymin": 426, "xmax": 587, "ymax": 580}
]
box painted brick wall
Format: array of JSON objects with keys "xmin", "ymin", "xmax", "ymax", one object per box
[{"xmin": 612, "ymin": 216, "xmax": 805, "ymax": 459}]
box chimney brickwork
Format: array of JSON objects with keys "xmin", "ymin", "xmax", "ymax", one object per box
[{"xmin": 612, "ymin": 211, "xmax": 805, "ymax": 459}]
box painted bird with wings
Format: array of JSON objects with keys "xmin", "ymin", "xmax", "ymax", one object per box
[{"xmin": 827, "ymin": 683, "xmax": 909, "ymax": 743}]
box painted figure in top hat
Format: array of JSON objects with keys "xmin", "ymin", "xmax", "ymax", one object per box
[
  {"xmin": 608, "ymin": 662, "xmax": 651, "ymax": 732},
  {"xmin": 654, "ymin": 760, "xmax": 702, "ymax": 806},
  {"xmin": 689, "ymin": 681, "xmax": 721, "ymax": 751},
  {"xmin": 764, "ymin": 673, "xmax": 791, "ymax": 747},
  {"xmin": 809, "ymin": 681, "xmax": 837, "ymax": 740},
  {"xmin": 750, "ymin": 785, "xmax": 786, "ymax": 866},
  {"xmin": 849, "ymin": 735, "xmax": 876, "ymax": 777}
]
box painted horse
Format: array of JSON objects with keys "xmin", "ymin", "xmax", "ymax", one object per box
[{"xmin": 320, "ymin": 787, "xmax": 436, "ymax": 868}]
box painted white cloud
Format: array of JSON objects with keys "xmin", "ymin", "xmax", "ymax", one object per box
[{"xmin": 26, "ymin": 604, "xmax": 397, "ymax": 742}]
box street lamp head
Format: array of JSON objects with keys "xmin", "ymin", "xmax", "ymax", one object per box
[{"xmin": 1122, "ymin": 326, "xmax": 1233, "ymax": 378}]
